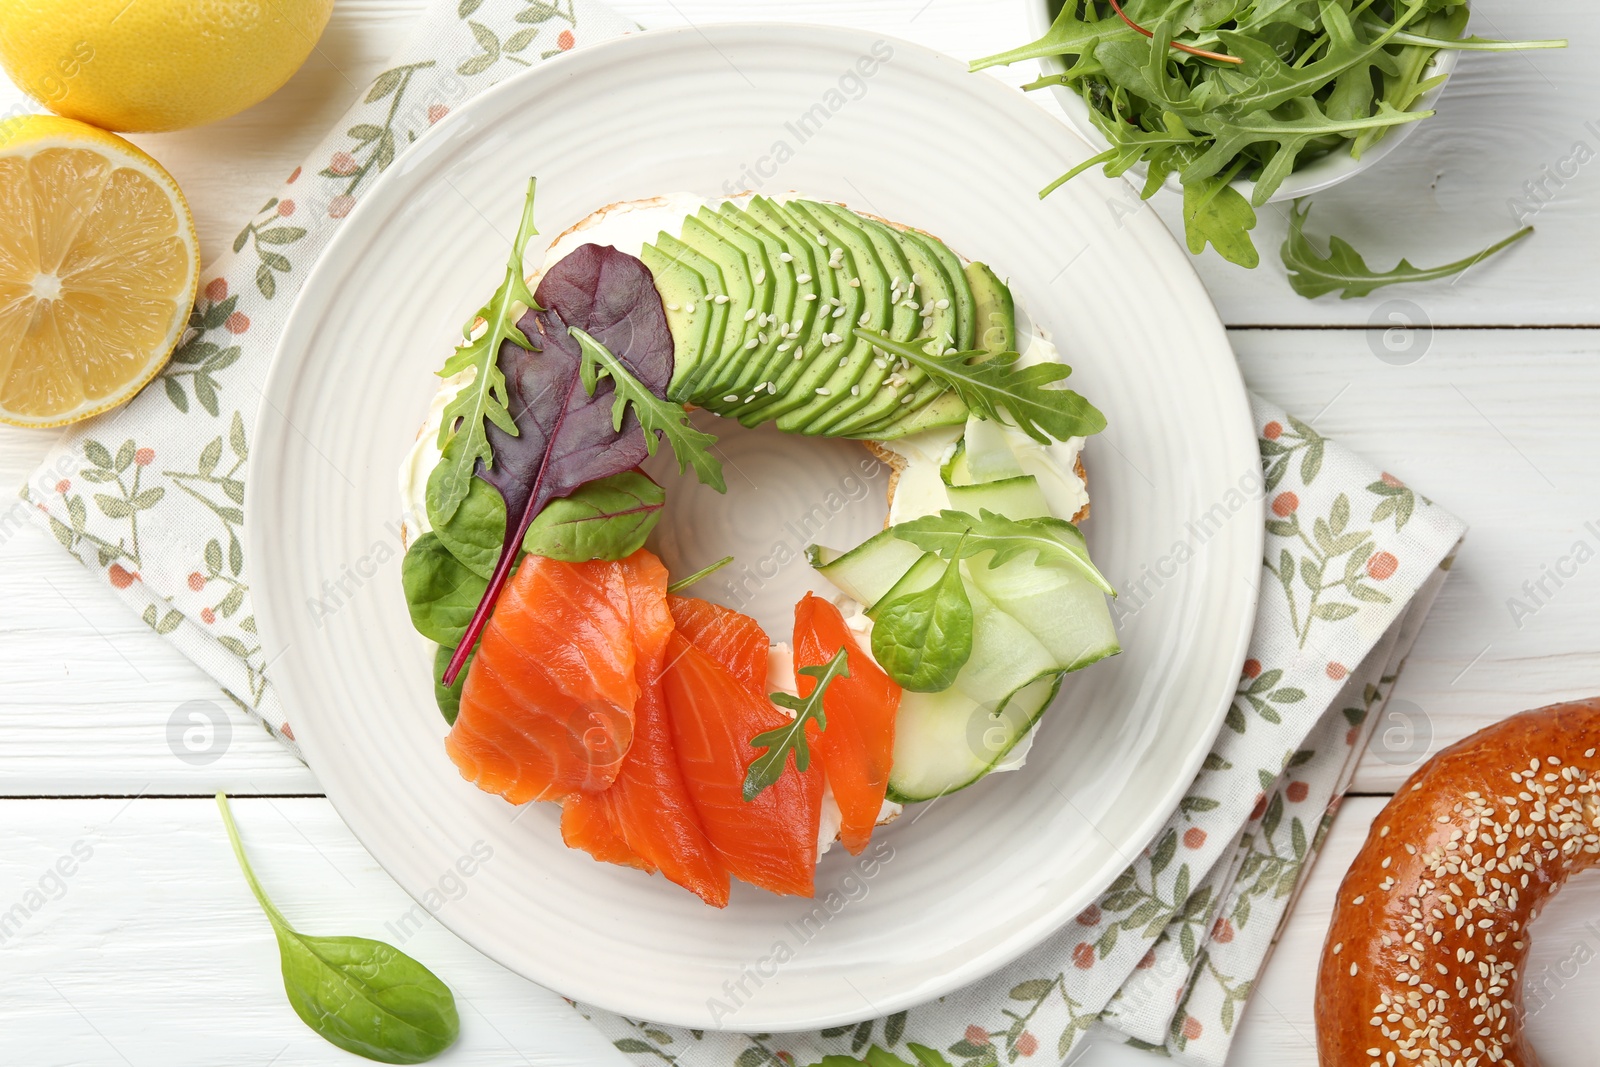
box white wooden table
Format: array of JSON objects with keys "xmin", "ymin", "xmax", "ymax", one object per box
[{"xmin": 3, "ymin": 1, "xmax": 1598, "ymax": 1063}]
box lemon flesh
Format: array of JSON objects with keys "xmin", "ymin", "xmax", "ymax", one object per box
[
  {"xmin": 0, "ymin": 0, "xmax": 335, "ymax": 133},
  {"xmin": 0, "ymin": 117, "xmax": 199, "ymax": 427}
]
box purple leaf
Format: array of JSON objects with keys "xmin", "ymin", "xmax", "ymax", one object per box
[{"xmin": 442, "ymin": 244, "xmax": 673, "ymax": 685}]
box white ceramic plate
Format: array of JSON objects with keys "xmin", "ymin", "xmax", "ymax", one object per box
[{"xmin": 249, "ymin": 24, "xmax": 1261, "ymax": 1031}]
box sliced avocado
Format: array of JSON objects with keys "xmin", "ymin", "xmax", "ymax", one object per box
[
  {"xmin": 645, "ymin": 231, "xmax": 729, "ymax": 402},
  {"xmin": 901, "ymin": 228, "xmax": 975, "ymax": 349},
  {"xmin": 803, "ymin": 203, "xmax": 922, "ymax": 434},
  {"xmin": 772, "ymin": 200, "xmax": 893, "ymax": 434},
  {"xmin": 675, "ymin": 215, "xmax": 757, "ymax": 404},
  {"xmin": 729, "ymin": 197, "xmax": 860, "ymax": 426},
  {"xmin": 702, "ymin": 205, "xmax": 794, "ymax": 405},
  {"xmin": 860, "ymin": 388, "xmax": 969, "ymax": 439},
  {"xmin": 720, "ymin": 198, "xmax": 824, "ymax": 420},
  {"xmin": 683, "ymin": 208, "xmax": 777, "ymax": 409},
  {"xmin": 639, "ymin": 241, "xmax": 712, "ymax": 400},
  {"xmin": 862, "ymin": 261, "xmax": 1008, "ymax": 437},
  {"xmin": 967, "ymin": 261, "xmax": 1015, "ymax": 355},
  {"xmin": 829, "ymin": 217, "xmax": 963, "ymax": 435}
]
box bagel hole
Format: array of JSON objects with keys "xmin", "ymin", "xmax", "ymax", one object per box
[
  {"xmin": 642, "ymin": 409, "xmax": 891, "ymax": 637},
  {"xmin": 1521, "ymin": 866, "xmax": 1600, "ymax": 1060}
]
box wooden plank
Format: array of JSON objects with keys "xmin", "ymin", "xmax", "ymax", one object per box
[
  {"xmin": 1230, "ymin": 329, "xmax": 1600, "ymax": 792},
  {"xmin": 3, "ymin": 797, "xmax": 1597, "ymax": 1065},
  {"xmin": 5, "ymin": 326, "xmax": 1599, "ymax": 794},
  {"xmin": 0, "ymin": 797, "xmax": 629, "ymax": 1066},
  {"xmin": 0, "ymin": 0, "xmax": 1590, "ymax": 325}
]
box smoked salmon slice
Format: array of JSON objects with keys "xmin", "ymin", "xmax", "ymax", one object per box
[
  {"xmin": 561, "ymin": 791, "xmax": 653, "ymax": 871},
  {"xmin": 581, "ymin": 571, "xmax": 732, "ymax": 906},
  {"xmin": 663, "ymin": 626, "xmax": 821, "ymax": 897},
  {"xmin": 588, "ymin": 664, "xmax": 732, "ymax": 906},
  {"xmin": 794, "ymin": 594, "xmax": 901, "ymax": 854},
  {"xmin": 668, "ymin": 594, "xmax": 768, "ymax": 697},
  {"xmin": 446, "ymin": 552, "xmax": 664, "ymax": 803}
]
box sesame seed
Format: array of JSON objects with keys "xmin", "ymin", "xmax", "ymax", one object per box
[
  {"xmin": 935, "ymin": 298, "xmax": 950, "ymax": 309},
  {"xmin": 744, "ymin": 308, "xmax": 757, "ymax": 321},
  {"xmin": 851, "ymin": 385, "xmax": 860, "ymax": 395},
  {"xmin": 796, "ymin": 273, "xmax": 812, "ymax": 283},
  {"xmin": 744, "ymin": 338, "xmax": 758, "ymax": 350},
  {"xmin": 685, "ymin": 302, "xmax": 696, "ymax": 314},
  {"xmin": 667, "ymin": 303, "xmax": 680, "ymax": 311},
  {"xmin": 723, "ymin": 395, "xmax": 739, "ymax": 403},
  {"xmin": 779, "ymin": 252, "xmax": 793, "ymax": 262},
  {"xmin": 848, "ymin": 277, "xmax": 862, "ymax": 288},
  {"xmin": 816, "ymin": 387, "xmax": 830, "ymax": 396},
  {"xmin": 753, "ymin": 268, "xmax": 766, "ymax": 284},
  {"xmin": 714, "ymin": 294, "xmax": 730, "ymax": 304},
  {"xmin": 803, "ymin": 293, "xmax": 817, "ymax": 301}
]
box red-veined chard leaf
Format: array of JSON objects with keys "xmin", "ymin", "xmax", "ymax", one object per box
[{"xmin": 441, "ymin": 242, "xmax": 677, "ymax": 684}]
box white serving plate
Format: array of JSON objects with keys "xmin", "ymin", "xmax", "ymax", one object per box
[{"xmin": 248, "ymin": 23, "xmax": 1261, "ymax": 1031}]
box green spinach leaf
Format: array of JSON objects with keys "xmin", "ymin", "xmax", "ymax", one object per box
[
  {"xmin": 521, "ymin": 470, "xmax": 665, "ymax": 561},
  {"xmin": 401, "ymin": 533, "xmax": 487, "ymax": 647},
  {"xmin": 216, "ymin": 794, "xmax": 459, "ymax": 1064},
  {"xmin": 433, "ymin": 643, "xmax": 474, "ymax": 725},
  {"xmin": 870, "ymin": 553, "xmax": 974, "ymax": 693},
  {"xmin": 1281, "ymin": 201, "xmax": 1533, "ymax": 299},
  {"xmin": 743, "ymin": 648, "xmax": 849, "ymax": 801},
  {"xmin": 427, "ymin": 429, "xmax": 506, "ymax": 580}
]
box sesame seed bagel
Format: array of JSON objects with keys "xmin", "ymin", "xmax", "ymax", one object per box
[{"xmin": 1316, "ymin": 698, "xmax": 1600, "ymax": 1067}]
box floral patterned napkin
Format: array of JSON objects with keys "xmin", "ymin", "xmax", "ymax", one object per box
[
  {"xmin": 19, "ymin": 2, "xmax": 1466, "ymax": 1063},
  {"xmin": 580, "ymin": 398, "xmax": 1464, "ymax": 1067}
]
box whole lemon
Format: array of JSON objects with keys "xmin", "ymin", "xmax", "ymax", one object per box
[{"xmin": 0, "ymin": 0, "xmax": 335, "ymax": 133}]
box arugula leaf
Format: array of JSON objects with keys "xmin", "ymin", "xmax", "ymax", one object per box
[
  {"xmin": 854, "ymin": 329, "xmax": 1106, "ymax": 445},
  {"xmin": 743, "ymin": 648, "xmax": 849, "ymax": 801},
  {"xmin": 969, "ymin": 0, "xmax": 1130, "ymax": 72},
  {"xmin": 217, "ymin": 793, "xmax": 459, "ymax": 1063},
  {"xmin": 441, "ymin": 242, "xmax": 677, "ymax": 686},
  {"xmin": 892, "ymin": 509, "xmax": 1117, "ymax": 595},
  {"xmin": 429, "ymin": 178, "xmax": 540, "ymax": 526},
  {"xmin": 401, "ymin": 533, "xmax": 487, "ymax": 647},
  {"xmin": 1183, "ymin": 98, "xmax": 1431, "ymax": 204},
  {"xmin": 666, "ymin": 555, "xmax": 735, "ymax": 594},
  {"xmin": 570, "ymin": 327, "xmax": 726, "ymax": 492},
  {"xmin": 1183, "ymin": 170, "xmax": 1258, "ymax": 267},
  {"xmin": 972, "ymin": 1, "xmax": 1566, "ymax": 267},
  {"xmin": 870, "ymin": 553, "xmax": 974, "ymax": 693},
  {"xmin": 521, "ymin": 470, "xmax": 665, "ymax": 561},
  {"xmin": 1281, "ymin": 201, "xmax": 1533, "ymax": 299}
]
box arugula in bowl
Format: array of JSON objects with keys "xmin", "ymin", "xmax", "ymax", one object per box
[{"xmin": 973, "ymin": 0, "xmax": 1564, "ymax": 266}]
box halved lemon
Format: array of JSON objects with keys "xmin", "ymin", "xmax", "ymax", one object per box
[{"xmin": 0, "ymin": 114, "xmax": 200, "ymax": 428}]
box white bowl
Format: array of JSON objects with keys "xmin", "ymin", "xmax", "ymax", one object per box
[
  {"xmin": 1024, "ymin": 0, "xmax": 1458, "ymax": 203},
  {"xmin": 250, "ymin": 23, "xmax": 1262, "ymax": 1030}
]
